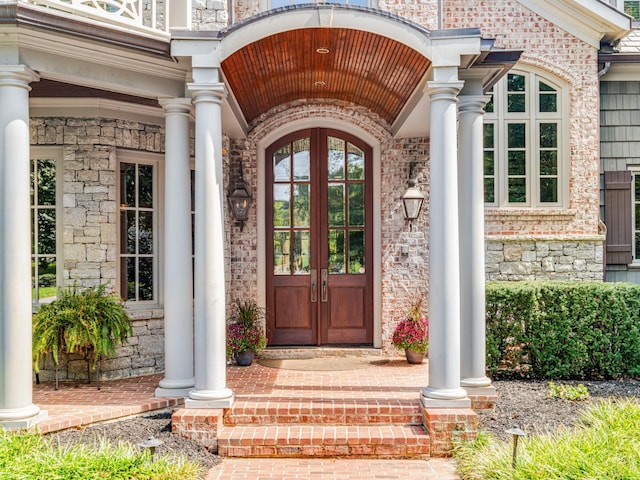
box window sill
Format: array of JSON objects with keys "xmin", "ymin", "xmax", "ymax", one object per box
[{"xmin": 485, "ymin": 208, "xmax": 576, "ymax": 220}]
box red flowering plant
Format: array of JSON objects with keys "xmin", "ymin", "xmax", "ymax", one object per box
[
  {"xmin": 392, "ymin": 295, "xmax": 429, "ymax": 354},
  {"xmin": 226, "ymin": 297, "xmax": 268, "ymax": 357},
  {"xmin": 226, "ymin": 323, "xmax": 267, "ymax": 356}
]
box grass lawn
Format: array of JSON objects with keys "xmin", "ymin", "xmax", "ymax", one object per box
[
  {"xmin": 454, "ymin": 399, "xmax": 640, "ymax": 479},
  {"xmin": 33, "ymin": 286, "xmax": 57, "ymax": 301},
  {"xmin": 0, "ymin": 430, "xmax": 203, "ymax": 480}
]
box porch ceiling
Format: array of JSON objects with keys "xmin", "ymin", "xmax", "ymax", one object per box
[{"xmin": 220, "ymin": 28, "xmax": 431, "ymax": 127}]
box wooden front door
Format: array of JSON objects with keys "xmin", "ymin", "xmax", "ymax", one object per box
[{"xmin": 266, "ymin": 129, "xmax": 373, "ymax": 346}]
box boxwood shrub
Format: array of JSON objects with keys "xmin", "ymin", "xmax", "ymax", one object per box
[{"xmin": 486, "ymin": 281, "xmax": 640, "ymax": 379}]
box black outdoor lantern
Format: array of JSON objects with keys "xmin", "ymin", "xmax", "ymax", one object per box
[{"xmin": 228, "ymin": 171, "xmax": 252, "ymax": 232}]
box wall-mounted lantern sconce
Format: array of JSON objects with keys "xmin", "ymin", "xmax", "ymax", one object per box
[
  {"xmin": 402, "ymin": 178, "xmax": 425, "ymax": 220},
  {"xmin": 402, "ymin": 162, "xmax": 425, "ymax": 224},
  {"xmin": 228, "ymin": 167, "xmax": 252, "ymax": 232}
]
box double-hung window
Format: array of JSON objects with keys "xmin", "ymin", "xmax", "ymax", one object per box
[
  {"xmin": 31, "ymin": 148, "xmax": 62, "ymax": 304},
  {"xmin": 119, "ymin": 153, "xmax": 161, "ymax": 303},
  {"xmin": 484, "ymin": 69, "xmax": 567, "ymax": 208}
]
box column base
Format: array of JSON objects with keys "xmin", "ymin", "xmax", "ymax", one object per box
[
  {"xmin": 185, "ymin": 388, "xmax": 234, "ymax": 408},
  {"xmin": 156, "ymin": 387, "xmax": 192, "ymax": 398},
  {"xmin": 463, "ymin": 385, "xmax": 497, "ymax": 412},
  {"xmin": 461, "ymin": 376, "xmax": 492, "ymax": 388},
  {"xmin": 156, "ymin": 377, "xmax": 195, "ymax": 398},
  {"xmin": 0, "ymin": 408, "xmax": 48, "ymax": 431},
  {"xmin": 421, "ymin": 385, "xmax": 469, "ymax": 404},
  {"xmin": 420, "ymin": 395, "xmax": 471, "ymax": 409}
]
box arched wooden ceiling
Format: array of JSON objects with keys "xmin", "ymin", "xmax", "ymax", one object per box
[{"xmin": 221, "ymin": 28, "xmax": 431, "ymax": 126}]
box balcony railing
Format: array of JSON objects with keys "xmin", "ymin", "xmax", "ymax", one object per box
[{"xmin": 28, "ymin": 0, "xmax": 170, "ymax": 34}]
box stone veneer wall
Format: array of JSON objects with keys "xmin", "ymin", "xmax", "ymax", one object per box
[
  {"xmin": 31, "ymin": 116, "xmax": 167, "ymax": 381},
  {"xmin": 192, "ymin": 0, "xmax": 228, "ymax": 30},
  {"xmin": 485, "ymin": 240, "xmax": 604, "ymax": 281}
]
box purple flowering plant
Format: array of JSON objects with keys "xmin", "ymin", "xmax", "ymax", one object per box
[{"xmin": 392, "ymin": 295, "xmax": 429, "ymax": 354}]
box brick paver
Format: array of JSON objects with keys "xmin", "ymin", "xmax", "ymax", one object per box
[
  {"xmin": 34, "ymin": 373, "xmax": 182, "ymax": 434},
  {"xmin": 33, "ymin": 359, "xmax": 461, "ymax": 478},
  {"xmin": 205, "ymin": 457, "xmax": 460, "ymax": 479}
]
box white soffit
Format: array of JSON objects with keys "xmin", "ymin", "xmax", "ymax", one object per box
[{"xmin": 518, "ymin": 0, "xmax": 631, "ymax": 48}]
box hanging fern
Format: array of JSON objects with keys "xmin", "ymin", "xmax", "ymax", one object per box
[{"xmin": 33, "ymin": 284, "xmax": 132, "ymax": 372}]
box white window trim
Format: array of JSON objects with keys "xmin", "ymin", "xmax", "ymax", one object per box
[
  {"xmin": 31, "ymin": 146, "xmax": 63, "ymax": 307},
  {"xmin": 484, "ymin": 67, "xmax": 569, "ymax": 209},
  {"xmin": 116, "ymin": 149, "xmax": 164, "ymax": 307}
]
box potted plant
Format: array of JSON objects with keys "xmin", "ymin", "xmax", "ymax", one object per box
[
  {"xmin": 32, "ymin": 283, "xmax": 132, "ymax": 389},
  {"xmin": 392, "ymin": 295, "xmax": 429, "ymax": 364},
  {"xmin": 226, "ymin": 297, "xmax": 268, "ymax": 366}
]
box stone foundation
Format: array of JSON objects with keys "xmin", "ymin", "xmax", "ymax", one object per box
[
  {"xmin": 34, "ymin": 310, "xmax": 164, "ymax": 382},
  {"xmin": 486, "ymin": 239, "xmax": 604, "ymax": 281}
]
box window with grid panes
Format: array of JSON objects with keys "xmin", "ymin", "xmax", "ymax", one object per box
[
  {"xmin": 483, "ymin": 70, "xmax": 566, "ymax": 208},
  {"xmin": 119, "ymin": 161, "xmax": 156, "ymax": 302},
  {"xmin": 31, "ymin": 149, "xmax": 61, "ymax": 304}
]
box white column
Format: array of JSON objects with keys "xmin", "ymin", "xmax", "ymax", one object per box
[
  {"xmin": 422, "ymin": 79, "xmax": 469, "ymax": 405},
  {"xmin": 156, "ymin": 98, "xmax": 195, "ymax": 397},
  {"xmin": 185, "ymin": 82, "xmax": 234, "ymax": 408},
  {"xmin": 458, "ymin": 93, "xmax": 492, "ymax": 389},
  {"xmin": 0, "ymin": 66, "xmax": 47, "ymax": 428}
]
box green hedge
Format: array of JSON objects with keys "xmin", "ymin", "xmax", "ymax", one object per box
[{"xmin": 486, "ymin": 281, "xmax": 640, "ymax": 379}]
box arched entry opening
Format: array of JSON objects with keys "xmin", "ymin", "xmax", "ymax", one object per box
[{"xmin": 265, "ymin": 128, "xmax": 373, "ymax": 346}]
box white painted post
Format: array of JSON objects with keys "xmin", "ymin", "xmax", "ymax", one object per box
[
  {"xmin": 422, "ymin": 75, "xmax": 469, "ymax": 406},
  {"xmin": 186, "ymin": 80, "xmax": 234, "ymax": 408},
  {"xmin": 156, "ymin": 98, "xmax": 195, "ymax": 397},
  {"xmin": 0, "ymin": 66, "xmax": 47, "ymax": 428},
  {"xmin": 458, "ymin": 89, "xmax": 493, "ymax": 389}
]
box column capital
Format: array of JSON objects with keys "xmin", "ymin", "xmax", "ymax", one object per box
[
  {"xmin": 187, "ymin": 82, "xmax": 226, "ymax": 104},
  {"xmin": 159, "ymin": 97, "xmax": 193, "ymax": 115},
  {"xmin": 0, "ymin": 65, "xmax": 39, "ymax": 89},
  {"xmin": 426, "ymin": 81, "xmax": 464, "ymax": 101},
  {"xmin": 457, "ymin": 94, "xmax": 492, "ymax": 115}
]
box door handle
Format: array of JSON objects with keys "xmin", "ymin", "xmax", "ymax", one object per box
[
  {"xmin": 310, "ymin": 269, "xmax": 317, "ymax": 303},
  {"xmin": 321, "ymin": 269, "xmax": 328, "ymax": 303}
]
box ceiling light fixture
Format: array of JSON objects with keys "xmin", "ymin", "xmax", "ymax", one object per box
[
  {"xmin": 316, "ymin": 47, "xmax": 330, "ymax": 54},
  {"xmin": 314, "ymin": 81, "xmax": 326, "ymax": 87}
]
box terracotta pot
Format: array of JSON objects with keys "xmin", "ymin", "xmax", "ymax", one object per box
[
  {"xmin": 404, "ymin": 349, "xmax": 425, "ymax": 364},
  {"xmin": 234, "ymin": 350, "xmax": 255, "ymax": 366}
]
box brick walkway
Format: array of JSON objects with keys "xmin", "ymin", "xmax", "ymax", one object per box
[
  {"xmin": 33, "ymin": 359, "xmax": 461, "ymax": 479},
  {"xmin": 205, "ymin": 457, "xmax": 461, "ymax": 479},
  {"xmin": 34, "ymin": 373, "xmax": 182, "ymax": 434}
]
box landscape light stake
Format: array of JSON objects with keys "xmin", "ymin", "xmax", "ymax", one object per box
[
  {"xmin": 505, "ymin": 425, "xmax": 527, "ymax": 468},
  {"xmin": 139, "ymin": 437, "xmax": 163, "ymax": 461}
]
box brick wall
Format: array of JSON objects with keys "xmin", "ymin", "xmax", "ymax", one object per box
[{"xmin": 443, "ymin": 0, "xmax": 602, "ymax": 242}]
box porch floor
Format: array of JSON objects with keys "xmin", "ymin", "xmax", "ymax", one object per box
[{"xmin": 32, "ymin": 358, "xmax": 462, "ymax": 479}]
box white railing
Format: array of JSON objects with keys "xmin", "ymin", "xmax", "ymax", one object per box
[{"xmin": 28, "ymin": 0, "xmax": 170, "ymax": 34}]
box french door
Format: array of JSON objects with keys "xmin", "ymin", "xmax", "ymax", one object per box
[{"xmin": 266, "ymin": 129, "xmax": 373, "ymax": 345}]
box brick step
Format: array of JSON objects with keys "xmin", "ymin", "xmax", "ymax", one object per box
[
  {"xmin": 224, "ymin": 399, "xmax": 423, "ymax": 426},
  {"xmin": 218, "ymin": 424, "xmax": 431, "ymax": 458}
]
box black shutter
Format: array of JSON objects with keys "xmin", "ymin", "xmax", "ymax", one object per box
[{"xmin": 604, "ymin": 170, "xmax": 633, "ymax": 265}]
